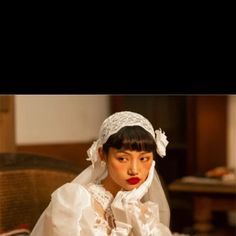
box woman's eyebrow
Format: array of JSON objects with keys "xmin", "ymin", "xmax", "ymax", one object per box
[
  {"xmin": 116, "ymin": 150, "xmax": 130, "ymax": 154},
  {"xmin": 116, "ymin": 150, "xmax": 150, "ymax": 155}
]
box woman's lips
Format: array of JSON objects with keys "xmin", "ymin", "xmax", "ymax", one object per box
[{"xmin": 127, "ymin": 177, "xmax": 141, "ymax": 185}]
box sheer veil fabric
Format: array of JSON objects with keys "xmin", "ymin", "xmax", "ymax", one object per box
[{"xmin": 73, "ymin": 111, "xmax": 170, "ymax": 227}]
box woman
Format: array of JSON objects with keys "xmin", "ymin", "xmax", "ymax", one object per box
[{"xmin": 31, "ymin": 111, "xmax": 172, "ymax": 235}]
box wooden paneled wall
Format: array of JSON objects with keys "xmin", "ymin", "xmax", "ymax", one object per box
[
  {"xmin": 187, "ymin": 96, "xmax": 227, "ymax": 174},
  {"xmin": 17, "ymin": 142, "xmax": 92, "ymax": 170},
  {"xmin": 111, "ymin": 95, "xmax": 228, "ymax": 176},
  {"xmin": 195, "ymin": 96, "xmax": 227, "ymax": 173}
]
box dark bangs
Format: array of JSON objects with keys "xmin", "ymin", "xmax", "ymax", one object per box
[{"xmin": 102, "ymin": 126, "xmax": 156, "ymax": 154}]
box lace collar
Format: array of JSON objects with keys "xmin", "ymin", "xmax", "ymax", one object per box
[{"xmin": 87, "ymin": 183, "xmax": 114, "ymax": 210}]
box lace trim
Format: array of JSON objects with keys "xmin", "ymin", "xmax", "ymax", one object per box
[
  {"xmin": 87, "ymin": 183, "xmax": 114, "ymax": 211},
  {"xmin": 99, "ymin": 111, "xmax": 155, "ymax": 144},
  {"xmin": 87, "ymin": 183, "xmax": 116, "ymax": 230}
]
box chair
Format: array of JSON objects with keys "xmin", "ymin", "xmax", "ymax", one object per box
[{"xmin": 0, "ymin": 152, "xmax": 82, "ymax": 234}]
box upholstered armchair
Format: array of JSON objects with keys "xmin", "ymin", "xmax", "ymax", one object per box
[{"xmin": 0, "ymin": 153, "xmax": 82, "ymax": 234}]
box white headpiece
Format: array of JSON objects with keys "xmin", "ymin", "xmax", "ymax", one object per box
[
  {"xmin": 73, "ymin": 111, "xmax": 170, "ymax": 227},
  {"xmin": 87, "ymin": 111, "xmax": 169, "ymax": 167}
]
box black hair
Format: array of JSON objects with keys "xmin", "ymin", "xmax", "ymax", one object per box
[{"xmin": 102, "ymin": 126, "xmax": 157, "ymax": 157}]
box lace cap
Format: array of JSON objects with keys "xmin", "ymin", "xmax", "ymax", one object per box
[{"xmin": 87, "ymin": 111, "xmax": 169, "ymax": 166}]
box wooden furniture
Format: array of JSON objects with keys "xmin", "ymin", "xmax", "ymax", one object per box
[
  {"xmin": 168, "ymin": 178, "xmax": 236, "ymax": 235},
  {"xmin": 0, "ymin": 152, "xmax": 82, "ymax": 233}
]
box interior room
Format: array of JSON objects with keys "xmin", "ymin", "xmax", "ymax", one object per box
[{"xmin": 0, "ymin": 95, "xmax": 235, "ymax": 236}]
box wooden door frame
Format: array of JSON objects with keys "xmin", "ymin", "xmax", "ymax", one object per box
[{"xmin": 0, "ymin": 95, "xmax": 16, "ymax": 152}]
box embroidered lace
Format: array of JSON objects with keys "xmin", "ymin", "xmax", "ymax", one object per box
[
  {"xmin": 87, "ymin": 183, "xmax": 114, "ymax": 210},
  {"xmin": 87, "ymin": 183, "xmax": 116, "ymax": 229},
  {"xmin": 99, "ymin": 111, "xmax": 156, "ymax": 144}
]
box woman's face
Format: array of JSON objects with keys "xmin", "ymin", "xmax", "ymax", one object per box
[{"xmin": 102, "ymin": 147, "xmax": 153, "ymax": 193}]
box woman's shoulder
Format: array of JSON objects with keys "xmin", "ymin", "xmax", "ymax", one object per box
[{"xmin": 51, "ymin": 182, "xmax": 92, "ymax": 207}]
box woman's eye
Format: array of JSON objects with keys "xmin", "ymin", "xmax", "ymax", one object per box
[
  {"xmin": 117, "ymin": 157, "xmax": 127, "ymax": 162},
  {"xmin": 140, "ymin": 157, "xmax": 149, "ymax": 161}
]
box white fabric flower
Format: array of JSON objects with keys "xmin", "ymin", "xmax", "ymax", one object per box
[{"xmin": 155, "ymin": 129, "xmax": 169, "ymax": 158}]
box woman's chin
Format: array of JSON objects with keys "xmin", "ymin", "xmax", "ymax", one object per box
[{"xmin": 122, "ymin": 183, "xmax": 142, "ymax": 191}]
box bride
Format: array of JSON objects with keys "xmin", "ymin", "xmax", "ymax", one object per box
[{"xmin": 31, "ymin": 111, "xmax": 176, "ymax": 235}]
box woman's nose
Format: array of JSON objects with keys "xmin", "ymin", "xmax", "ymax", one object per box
[{"xmin": 128, "ymin": 161, "xmax": 139, "ymax": 175}]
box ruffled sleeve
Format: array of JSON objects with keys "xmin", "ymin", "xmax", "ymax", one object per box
[{"xmin": 30, "ymin": 183, "xmax": 91, "ymax": 236}]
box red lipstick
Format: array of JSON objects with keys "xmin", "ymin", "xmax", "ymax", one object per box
[{"xmin": 127, "ymin": 177, "xmax": 140, "ymax": 185}]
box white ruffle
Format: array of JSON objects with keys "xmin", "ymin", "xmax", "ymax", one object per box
[
  {"xmin": 87, "ymin": 183, "xmax": 114, "ymax": 211},
  {"xmin": 155, "ymin": 128, "xmax": 169, "ymax": 157}
]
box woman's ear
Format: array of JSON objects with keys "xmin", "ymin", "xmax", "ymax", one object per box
[{"xmin": 98, "ymin": 147, "xmax": 106, "ymax": 162}]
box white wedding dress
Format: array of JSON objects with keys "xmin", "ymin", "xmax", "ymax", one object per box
[
  {"xmin": 31, "ymin": 112, "xmax": 177, "ymax": 236},
  {"xmin": 30, "ymin": 181, "xmax": 172, "ymax": 236}
]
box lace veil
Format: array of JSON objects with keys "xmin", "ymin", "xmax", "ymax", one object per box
[{"xmin": 72, "ymin": 111, "xmax": 170, "ymax": 227}]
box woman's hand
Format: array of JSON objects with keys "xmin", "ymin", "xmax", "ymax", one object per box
[
  {"xmin": 111, "ymin": 161, "xmax": 155, "ymax": 223},
  {"xmin": 124, "ymin": 160, "xmax": 155, "ymax": 201}
]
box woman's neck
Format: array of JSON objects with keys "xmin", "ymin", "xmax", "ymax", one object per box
[{"xmin": 101, "ymin": 176, "xmax": 121, "ymax": 197}]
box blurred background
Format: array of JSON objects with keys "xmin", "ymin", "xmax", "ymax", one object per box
[{"xmin": 0, "ymin": 95, "xmax": 235, "ymax": 236}]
